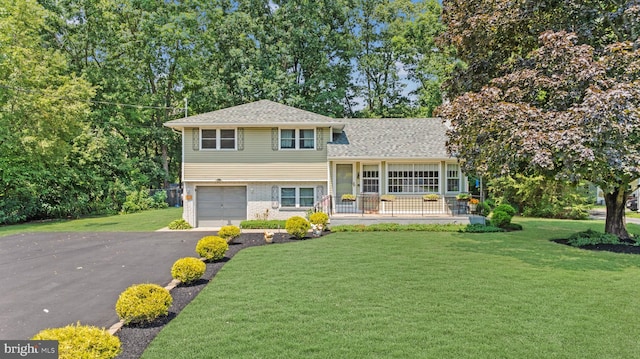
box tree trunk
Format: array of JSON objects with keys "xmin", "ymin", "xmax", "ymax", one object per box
[{"xmin": 604, "ymin": 186, "xmax": 630, "ymax": 240}]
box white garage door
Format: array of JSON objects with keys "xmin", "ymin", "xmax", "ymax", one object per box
[{"xmin": 196, "ymin": 186, "xmax": 247, "ymax": 227}]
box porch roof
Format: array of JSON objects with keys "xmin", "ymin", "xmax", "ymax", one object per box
[{"xmin": 327, "ymin": 118, "xmax": 452, "ymax": 159}]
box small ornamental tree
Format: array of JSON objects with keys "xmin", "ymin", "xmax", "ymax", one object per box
[{"xmin": 439, "ymin": 31, "xmax": 640, "ymax": 239}]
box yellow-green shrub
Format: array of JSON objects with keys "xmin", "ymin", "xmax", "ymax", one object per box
[
  {"xmin": 168, "ymin": 218, "xmax": 192, "ymax": 230},
  {"xmin": 195, "ymin": 235, "xmax": 229, "ymax": 261},
  {"xmin": 285, "ymin": 216, "xmax": 311, "ymax": 239},
  {"xmin": 218, "ymin": 225, "xmax": 241, "ymax": 244},
  {"xmin": 115, "ymin": 284, "xmax": 172, "ymax": 325},
  {"xmin": 171, "ymin": 257, "xmax": 206, "ymax": 284},
  {"xmin": 32, "ymin": 323, "xmax": 121, "ymax": 359},
  {"xmin": 309, "ymin": 212, "xmax": 329, "ymax": 227}
]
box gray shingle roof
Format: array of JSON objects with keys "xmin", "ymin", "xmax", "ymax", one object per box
[
  {"xmin": 165, "ymin": 100, "xmax": 451, "ymax": 160},
  {"xmin": 164, "ymin": 100, "xmax": 345, "ymax": 128},
  {"xmin": 328, "ymin": 118, "xmax": 451, "ymax": 159}
]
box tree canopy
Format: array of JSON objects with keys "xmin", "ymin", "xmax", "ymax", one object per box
[
  {"xmin": 1, "ymin": 0, "xmax": 451, "ymax": 224},
  {"xmin": 439, "ymin": 0, "xmax": 640, "ymax": 238}
]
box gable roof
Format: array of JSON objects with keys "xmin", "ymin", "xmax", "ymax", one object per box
[
  {"xmin": 328, "ymin": 118, "xmax": 451, "ymax": 160},
  {"xmin": 164, "ymin": 100, "xmax": 345, "ymax": 129}
]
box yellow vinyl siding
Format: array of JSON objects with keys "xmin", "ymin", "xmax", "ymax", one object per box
[
  {"xmin": 184, "ymin": 127, "xmax": 328, "ymax": 164},
  {"xmin": 184, "ymin": 163, "xmax": 327, "ymax": 181}
]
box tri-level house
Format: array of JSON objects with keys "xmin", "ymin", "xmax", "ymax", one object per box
[{"xmin": 164, "ymin": 100, "xmax": 468, "ymax": 227}]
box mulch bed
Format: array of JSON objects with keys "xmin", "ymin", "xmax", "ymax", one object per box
[
  {"xmin": 553, "ymin": 239, "xmax": 640, "ymax": 254},
  {"xmin": 115, "ymin": 232, "xmax": 311, "ymax": 359}
]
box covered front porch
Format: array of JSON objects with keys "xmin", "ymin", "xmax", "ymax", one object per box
[
  {"xmin": 314, "ymin": 194, "xmax": 480, "ymax": 217},
  {"xmin": 327, "ymin": 160, "xmax": 472, "ymax": 216}
]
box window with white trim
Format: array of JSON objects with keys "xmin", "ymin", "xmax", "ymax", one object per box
[
  {"xmin": 280, "ymin": 187, "xmax": 315, "ymax": 208},
  {"xmin": 280, "ymin": 128, "xmax": 315, "ymax": 149},
  {"xmin": 362, "ymin": 165, "xmax": 379, "ymax": 193},
  {"xmin": 387, "ymin": 164, "xmax": 439, "ymax": 193},
  {"xmin": 200, "ymin": 129, "xmax": 236, "ymax": 150},
  {"xmin": 446, "ymin": 164, "xmax": 460, "ymax": 192}
]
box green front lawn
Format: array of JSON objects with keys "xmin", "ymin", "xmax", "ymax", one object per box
[
  {"xmin": 142, "ymin": 218, "xmax": 640, "ymax": 358},
  {"xmin": 0, "ymin": 207, "xmax": 182, "ymax": 237}
]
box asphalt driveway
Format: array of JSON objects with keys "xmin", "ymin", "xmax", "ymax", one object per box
[{"xmin": 0, "ymin": 231, "xmax": 207, "ymax": 340}]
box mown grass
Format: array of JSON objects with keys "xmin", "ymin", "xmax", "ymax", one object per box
[
  {"xmin": 142, "ymin": 217, "xmax": 640, "ymax": 359},
  {"xmin": 0, "ymin": 207, "xmax": 182, "ymax": 237}
]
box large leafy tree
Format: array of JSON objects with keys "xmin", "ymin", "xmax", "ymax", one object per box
[
  {"xmin": 0, "ymin": 0, "xmax": 94, "ymax": 222},
  {"xmin": 440, "ymin": 0, "xmax": 640, "ymax": 95},
  {"xmin": 191, "ymin": 0, "xmax": 356, "ymax": 118},
  {"xmin": 43, "ymin": 0, "xmax": 206, "ymax": 190},
  {"xmin": 439, "ymin": 0, "xmax": 640, "ymax": 238}
]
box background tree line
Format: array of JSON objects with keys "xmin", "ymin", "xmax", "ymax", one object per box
[{"xmin": 0, "ymin": 0, "xmax": 451, "ymax": 224}]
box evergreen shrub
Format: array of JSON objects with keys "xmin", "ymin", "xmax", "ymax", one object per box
[
  {"xmin": 195, "ymin": 236, "xmax": 229, "ymax": 261},
  {"xmin": 491, "ymin": 210, "xmax": 512, "ymax": 228},
  {"xmin": 285, "ymin": 216, "xmax": 311, "ymax": 239},
  {"xmin": 32, "ymin": 323, "xmax": 121, "ymax": 359},
  {"xmin": 309, "ymin": 212, "xmax": 329, "ymax": 227},
  {"xmin": 171, "ymin": 257, "xmax": 206, "ymax": 284},
  {"xmin": 115, "ymin": 284, "xmax": 172, "ymax": 325},
  {"xmin": 168, "ymin": 219, "xmax": 192, "ymax": 230},
  {"xmin": 218, "ymin": 225, "xmax": 241, "ymax": 244}
]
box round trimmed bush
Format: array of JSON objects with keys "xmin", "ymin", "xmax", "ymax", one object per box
[
  {"xmin": 309, "ymin": 212, "xmax": 329, "ymax": 227},
  {"xmin": 218, "ymin": 225, "xmax": 241, "ymax": 244},
  {"xmin": 168, "ymin": 218, "xmax": 192, "ymax": 230},
  {"xmin": 171, "ymin": 257, "xmax": 206, "ymax": 284},
  {"xmin": 286, "ymin": 216, "xmax": 311, "ymax": 239},
  {"xmin": 494, "ymin": 203, "xmax": 517, "ymax": 216},
  {"xmin": 115, "ymin": 284, "xmax": 173, "ymax": 325},
  {"xmin": 32, "ymin": 323, "xmax": 121, "ymax": 359},
  {"xmin": 491, "ymin": 210, "xmax": 512, "ymax": 228},
  {"xmin": 195, "ymin": 235, "xmax": 229, "ymax": 261}
]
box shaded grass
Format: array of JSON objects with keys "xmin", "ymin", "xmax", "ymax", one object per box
[
  {"xmin": 0, "ymin": 207, "xmax": 182, "ymax": 237},
  {"xmin": 142, "ymin": 217, "xmax": 640, "ymax": 358}
]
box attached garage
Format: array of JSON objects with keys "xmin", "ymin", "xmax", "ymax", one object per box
[{"xmin": 196, "ymin": 186, "xmax": 247, "ymax": 227}]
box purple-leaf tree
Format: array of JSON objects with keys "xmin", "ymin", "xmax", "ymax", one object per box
[{"xmin": 439, "ymin": 31, "xmax": 640, "ymax": 238}]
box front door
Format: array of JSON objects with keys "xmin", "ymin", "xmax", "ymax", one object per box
[{"xmin": 336, "ymin": 164, "xmax": 353, "ymax": 199}]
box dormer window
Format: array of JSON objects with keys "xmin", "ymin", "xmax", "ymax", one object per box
[
  {"xmin": 201, "ymin": 129, "xmax": 236, "ymax": 150},
  {"xmin": 280, "ymin": 128, "xmax": 315, "ymax": 150}
]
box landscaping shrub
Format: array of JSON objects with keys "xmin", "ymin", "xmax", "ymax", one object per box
[
  {"xmin": 463, "ymin": 224, "xmax": 505, "ymax": 233},
  {"xmin": 477, "ymin": 201, "xmax": 492, "ymax": 217},
  {"xmin": 195, "ymin": 236, "xmax": 229, "ymax": 261},
  {"xmin": 491, "ymin": 210, "xmax": 512, "ymax": 228},
  {"xmin": 240, "ymin": 220, "xmax": 287, "ymax": 229},
  {"xmin": 567, "ymin": 229, "xmax": 621, "ymax": 247},
  {"xmin": 285, "ymin": 216, "xmax": 311, "ymax": 239},
  {"xmin": 488, "ymin": 175, "xmax": 592, "ymax": 219},
  {"xmin": 171, "ymin": 257, "xmax": 206, "ymax": 284},
  {"xmin": 218, "ymin": 225, "xmax": 241, "ymax": 244},
  {"xmin": 121, "ymin": 189, "xmax": 168, "ymax": 214},
  {"xmin": 120, "ymin": 189, "xmax": 154, "ymax": 214},
  {"xmin": 309, "ymin": 212, "xmax": 329, "ymax": 227},
  {"xmin": 364, "ymin": 223, "xmax": 399, "ymax": 231},
  {"xmin": 168, "ymin": 218, "xmax": 192, "ymax": 230},
  {"xmin": 150, "ymin": 190, "xmax": 169, "ymax": 209},
  {"xmin": 32, "ymin": 323, "xmax": 121, "ymax": 359},
  {"xmin": 115, "ymin": 284, "xmax": 173, "ymax": 325},
  {"xmin": 554, "ymin": 205, "xmax": 590, "ymax": 220},
  {"xmin": 330, "ymin": 223, "xmax": 467, "ymax": 232},
  {"xmin": 494, "ymin": 204, "xmax": 517, "ymax": 216}
]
